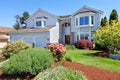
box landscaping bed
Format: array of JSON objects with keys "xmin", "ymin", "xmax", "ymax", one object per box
[
  {"xmin": 0, "ymin": 69, "xmax": 35, "ymax": 80},
  {"xmin": 54, "ymin": 60, "xmax": 120, "ymax": 80}
]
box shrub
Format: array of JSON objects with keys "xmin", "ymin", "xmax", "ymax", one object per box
[
  {"xmin": 48, "ymin": 43, "xmax": 66, "ymax": 61},
  {"xmin": 2, "ymin": 40, "xmax": 32, "ymax": 58},
  {"xmin": 65, "ymin": 45, "xmax": 76, "ymax": 50},
  {"xmin": 34, "ymin": 66, "xmax": 87, "ymax": 80},
  {"xmin": 75, "ymin": 40, "xmax": 93, "ymax": 49},
  {"xmin": 2, "ymin": 48, "xmax": 54, "ymax": 75}
]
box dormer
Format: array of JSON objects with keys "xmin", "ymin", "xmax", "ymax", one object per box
[
  {"xmin": 34, "ymin": 16, "xmax": 48, "ymax": 28},
  {"xmin": 73, "ymin": 6, "xmax": 103, "ymax": 27}
]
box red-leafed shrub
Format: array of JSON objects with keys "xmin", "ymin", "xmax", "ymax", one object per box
[
  {"xmin": 75, "ymin": 40, "xmax": 93, "ymax": 49},
  {"xmin": 48, "ymin": 43, "xmax": 66, "ymax": 61}
]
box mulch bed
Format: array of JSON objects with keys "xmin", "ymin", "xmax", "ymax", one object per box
[
  {"xmin": 0, "ymin": 69, "xmax": 35, "ymax": 80},
  {"xmin": 94, "ymin": 51, "xmax": 109, "ymax": 58},
  {"xmin": 54, "ymin": 60, "xmax": 120, "ymax": 80}
]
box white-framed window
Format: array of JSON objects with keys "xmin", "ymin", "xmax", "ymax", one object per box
[
  {"xmin": 80, "ymin": 16, "xmax": 89, "ymax": 25},
  {"xmin": 80, "ymin": 34, "xmax": 89, "ymax": 40},
  {"xmin": 76, "ymin": 18, "xmax": 78, "ymax": 26},
  {"xmin": 36, "ymin": 21, "xmax": 42, "ymax": 27},
  {"xmin": 91, "ymin": 16, "xmax": 94, "ymax": 25}
]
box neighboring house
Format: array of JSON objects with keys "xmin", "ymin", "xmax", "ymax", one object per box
[
  {"xmin": 0, "ymin": 27, "xmax": 14, "ymax": 48},
  {"xmin": 9, "ymin": 6, "xmax": 103, "ymax": 47}
]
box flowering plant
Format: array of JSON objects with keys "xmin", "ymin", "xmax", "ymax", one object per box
[{"xmin": 48, "ymin": 43, "xmax": 66, "ymax": 61}]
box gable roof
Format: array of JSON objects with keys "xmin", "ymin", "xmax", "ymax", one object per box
[
  {"xmin": 25, "ymin": 8, "xmax": 57, "ymax": 23},
  {"xmin": 9, "ymin": 26, "xmax": 55, "ymax": 34},
  {"xmin": 0, "ymin": 27, "xmax": 15, "ymax": 33},
  {"xmin": 73, "ymin": 6, "xmax": 103, "ymax": 16}
]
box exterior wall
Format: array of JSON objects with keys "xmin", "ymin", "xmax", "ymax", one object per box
[
  {"xmin": 0, "ymin": 39, "xmax": 8, "ymax": 48},
  {"xmin": 91, "ymin": 13, "xmax": 101, "ymax": 31},
  {"xmin": 50, "ymin": 25, "xmax": 59, "ymax": 43},
  {"xmin": 26, "ymin": 10, "xmax": 57, "ymax": 28},
  {"xmin": 9, "ymin": 32, "xmax": 50, "ymax": 47}
]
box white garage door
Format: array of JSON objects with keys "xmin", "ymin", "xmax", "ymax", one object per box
[
  {"xmin": 35, "ymin": 36, "xmax": 47, "ymax": 47},
  {"xmin": 23, "ymin": 37, "xmax": 33, "ymax": 45}
]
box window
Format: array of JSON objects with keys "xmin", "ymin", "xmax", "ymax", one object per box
[
  {"xmin": 91, "ymin": 16, "xmax": 94, "ymax": 25},
  {"xmin": 36, "ymin": 21, "xmax": 41, "ymax": 27},
  {"xmin": 80, "ymin": 34, "xmax": 89, "ymax": 40},
  {"xmin": 80, "ymin": 16, "xmax": 89, "ymax": 25},
  {"xmin": 77, "ymin": 34, "xmax": 79, "ymax": 40},
  {"xmin": 43, "ymin": 20, "xmax": 46, "ymax": 26},
  {"xmin": 76, "ymin": 18, "xmax": 78, "ymax": 26}
]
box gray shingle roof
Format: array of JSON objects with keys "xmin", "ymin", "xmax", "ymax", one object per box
[{"xmin": 9, "ymin": 26, "xmax": 55, "ymax": 34}]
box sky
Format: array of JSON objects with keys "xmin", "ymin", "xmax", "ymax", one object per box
[{"xmin": 0, "ymin": 0, "xmax": 120, "ymax": 28}]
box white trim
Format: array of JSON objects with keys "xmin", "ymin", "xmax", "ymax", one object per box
[
  {"xmin": 25, "ymin": 8, "xmax": 57, "ymax": 23},
  {"xmin": 72, "ymin": 6, "xmax": 103, "ymax": 16}
]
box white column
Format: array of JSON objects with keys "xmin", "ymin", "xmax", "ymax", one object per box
[{"xmin": 89, "ymin": 27, "xmax": 91, "ymax": 40}]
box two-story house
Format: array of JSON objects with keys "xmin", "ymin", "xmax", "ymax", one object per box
[{"xmin": 9, "ymin": 6, "xmax": 103, "ymax": 47}]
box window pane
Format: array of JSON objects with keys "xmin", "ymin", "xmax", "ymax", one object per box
[
  {"xmin": 80, "ymin": 34, "xmax": 84, "ymax": 40},
  {"xmin": 91, "ymin": 16, "xmax": 94, "ymax": 25},
  {"xmin": 36, "ymin": 21, "xmax": 41, "ymax": 27},
  {"xmin": 80, "ymin": 17, "xmax": 84, "ymax": 25},
  {"xmin": 85, "ymin": 16, "xmax": 89, "ymax": 25},
  {"xmin": 76, "ymin": 18, "xmax": 78, "ymax": 26},
  {"xmin": 77, "ymin": 34, "xmax": 79, "ymax": 40},
  {"xmin": 43, "ymin": 20, "xmax": 46, "ymax": 26}
]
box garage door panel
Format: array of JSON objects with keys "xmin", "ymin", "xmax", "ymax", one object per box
[
  {"xmin": 23, "ymin": 37, "xmax": 33, "ymax": 45},
  {"xmin": 36, "ymin": 37, "xmax": 47, "ymax": 47}
]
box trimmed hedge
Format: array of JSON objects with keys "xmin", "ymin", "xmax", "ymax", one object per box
[
  {"xmin": 2, "ymin": 48, "xmax": 54, "ymax": 75},
  {"xmin": 65, "ymin": 45, "xmax": 76, "ymax": 50},
  {"xmin": 35, "ymin": 66, "xmax": 87, "ymax": 80},
  {"xmin": 2, "ymin": 40, "xmax": 32, "ymax": 58},
  {"xmin": 75, "ymin": 40, "xmax": 93, "ymax": 49}
]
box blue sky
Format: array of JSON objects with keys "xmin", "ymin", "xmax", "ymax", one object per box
[{"xmin": 0, "ymin": 0, "xmax": 120, "ymax": 27}]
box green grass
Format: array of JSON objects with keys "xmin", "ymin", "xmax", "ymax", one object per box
[{"xmin": 64, "ymin": 49, "xmax": 120, "ymax": 73}]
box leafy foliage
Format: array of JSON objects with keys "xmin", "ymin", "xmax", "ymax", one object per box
[
  {"xmin": 35, "ymin": 66, "xmax": 87, "ymax": 80},
  {"xmin": 94, "ymin": 21, "xmax": 120, "ymax": 53},
  {"xmin": 75, "ymin": 40, "xmax": 93, "ymax": 49},
  {"xmin": 101, "ymin": 16, "xmax": 108, "ymax": 27},
  {"xmin": 2, "ymin": 48, "xmax": 54, "ymax": 75},
  {"xmin": 109, "ymin": 9, "xmax": 118, "ymax": 24},
  {"xmin": 65, "ymin": 45, "xmax": 76, "ymax": 50},
  {"xmin": 2, "ymin": 40, "xmax": 32, "ymax": 59},
  {"xmin": 48, "ymin": 43, "xmax": 66, "ymax": 61},
  {"xmin": 13, "ymin": 11, "xmax": 30, "ymax": 29}
]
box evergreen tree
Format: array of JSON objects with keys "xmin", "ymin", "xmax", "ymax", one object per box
[
  {"xmin": 13, "ymin": 11, "xmax": 30, "ymax": 29},
  {"xmin": 13, "ymin": 15, "xmax": 20, "ymax": 30},
  {"xmin": 20, "ymin": 11, "xmax": 30, "ymax": 28},
  {"xmin": 13, "ymin": 22, "xmax": 20, "ymax": 30},
  {"xmin": 100, "ymin": 16, "xmax": 108, "ymax": 27},
  {"xmin": 109, "ymin": 9, "xmax": 118, "ymax": 24}
]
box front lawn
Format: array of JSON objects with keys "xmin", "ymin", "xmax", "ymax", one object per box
[{"xmin": 64, "ymin": 49, "xmax": 120, "ymax": 73}]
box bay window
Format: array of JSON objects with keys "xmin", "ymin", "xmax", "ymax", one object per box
[{"xmin": 80, "ymin": 16, "xmax": 89, "ymax": 25}]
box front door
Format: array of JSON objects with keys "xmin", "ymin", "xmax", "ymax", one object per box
[{"xmin": 65, "ymin": 35, "xmax": 70, "ymax": 44}]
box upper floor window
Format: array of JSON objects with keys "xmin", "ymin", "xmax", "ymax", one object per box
[
  {"xmin": 80, "ymin": 16, "xmax": 89, "ymax": 25},
  {"xmin": 43, "ymin": 20, "xmax": 46, "ymax": 26},
  {"xmin": 36, "ymin": 21, "xmax": 41, "ymax": 27},
  {"xmin": 76, "ymin": 18, "xmax": 78, "ymax": 26},
  {"xmin": 91, "ymin": 16, "xmax": 94, "ymax": 25}
]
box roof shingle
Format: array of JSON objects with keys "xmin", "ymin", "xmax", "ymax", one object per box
[
  {"xmin": 0, "ymin": 27, "xmax": 14, "ymax": 33},
  {"xmin": 9, "ymin": 26, "xmax": 55, "ymax": 33}
]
